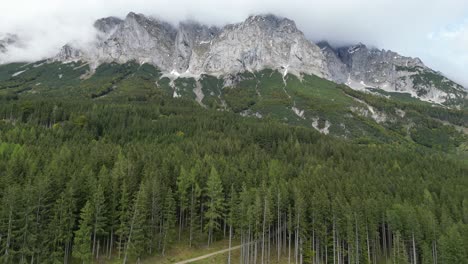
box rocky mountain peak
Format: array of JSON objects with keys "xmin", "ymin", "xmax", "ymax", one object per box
[
  {"xmin": 55, "ymin": 44, "xmax": 83, "ymax": 61},
  {"xmin": 94, "ymin": 17, "xmax": 123, "ymax": 34},
  {"xmin": 54, "ymin": 12, "xmax": 328, "ymax": 78},
  {"xmin": 244, "ymin": 14, "xmax": 297, "ymax": 31},
  {"xmin": 320, "ymin": 42, "xmax": 465, "ymax": 104},
  {"xmin": 122, "ymin": 12, "xmax": 177, "ymax": 40}
]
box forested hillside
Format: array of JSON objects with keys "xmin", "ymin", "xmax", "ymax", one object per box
[
  {"xmin": 0, "ymin": 61, "xmax": 466, "ymax": 153},
  {"xmin": 0, "ymin": 95, "xmax": 467, "ymax": 263}
]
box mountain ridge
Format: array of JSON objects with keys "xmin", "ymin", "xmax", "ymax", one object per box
[
  {"xmin": 1, "ymin": 12, "xmax": 466, "ymax": 106},
  {"xmin": 56, "ymin": 13, "xmax": 329, "ymax": 79}
]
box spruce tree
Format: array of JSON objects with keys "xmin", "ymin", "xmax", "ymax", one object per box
[
  {"xmin": 117, "ymin": 182, "xmax": 131, "ymax": 259},
  {"xmin": 90, "ymin": 183, "xmax": 107, "ymax": 259},
  {"xmin": 439, "ymin": 224, "xmax": 467, "ymax": 264},
  {"xmin": 123, "ymin": 184, "xmax": 149, "ymax": 264},
  {"xmin": 162, "ymin": 188, "xmax": 176, "ymax": 256},
  {"xmin": 73, "ymin": 201, "xmax": 93, "ymax": 264},
  {"xmin": 204, "ymin": 166, "xmax": 224, "ymax": 247},
  {"xmin": 176, "ymin": 167, "xmax": 190, "ymax": 241}
]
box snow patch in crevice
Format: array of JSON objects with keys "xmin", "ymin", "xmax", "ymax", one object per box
[
  {"xmin": 162, "ymin": 69, "xmax": 202, "ymax": 80},
  {"xmin": 12, "ymin": 70, "xmax": 27, "ymax": 77},
  {"xmin": 58, "ymin": 74, "xmax": 63, "ymax": 79},
  {"xmin": 280, "ymin": 66, "xmax": 292, "ymax": 99},
  {"xmin": 281, "ymin": 65, "xmax": 289, "ymax": 86},
  {"xmin": 199, "ymin": 40, "xmax": 212, "ymax": 45},
  {"xmin": 346, "ymin": 76, "xmax": 374, "ymax": 91},
  {"xmin": 33, "ymin": 62, "xmax": 46, "ymax": 68},
  {"xmin": 138, "ymin": 59, "xmax": 149, "ymax": 65},
  {"xmin": 170, "ymin": 69, "xmax": 180, "ymax": 77},
  {"xmin": 73, "ymin": 62, "xmax": 89, "ymax": 70}
]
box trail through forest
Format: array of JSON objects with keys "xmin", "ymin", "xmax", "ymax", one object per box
[{"xmin": 174, "ymin": 244, "xmax": 241, "ymax": 264}]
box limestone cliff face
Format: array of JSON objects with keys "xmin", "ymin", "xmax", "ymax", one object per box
[
  {"xmin": 318, "ymin": 42, "xmax": 466, "ymax": 104},
  {"xmin": 56, "ymin": 13, "xmax": 329, "ymax": 78},
  {"xmin": 53, "ymin": 12, "xmax": 465, "ymax": 104},
  {"xmin": 183, "ymin": 15, "xmax": 329, "ymax": 78}
]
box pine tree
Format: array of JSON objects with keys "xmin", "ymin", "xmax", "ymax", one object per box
[
  {"xmin": 176, "ymin": 167, "xmax": 191, "ymax": 241},
  {"xmin": 16, "ymin": 182, "xmax": 37, "ymax": 264},
  {"xmin": 162, "ymin": 188, "xmax": 176, "ymax": 256},
  {"xmin": 227, "ymin": 185, "xmax": 238, "ymax": 264},
  {"xmin": 438, "ymin": 224, "xmax": 467, "ymax": 264},
  {"xmin": 188, "ymin": 166, "xmax": 201, "ymax": 247},
  {"xmin": 48, "ymin": 187, "xmax": 76, "ymax": 264},
  {"xmin": 123, "ymin": 184, "xmax": 149, "ymax": 264},
  {"xmin": 392, "ymin": 231, "xmax": 410, "ymax": 264},
  {"xmin": 147, "ymin": 174, "xmax": 162, "ymax": 255},
  {"xmin": 73, "ymin": 201, "xmax": 93, "ymax": 264},
  {"xmin": 0, "ymin": 185, "xmax": 19, "ymax": 264},
  {"xmin": 204, "ymin": 166, "xmax": 224, "ymax": 247},
  {"xmin": 90, "ymin": 183, "xmax": 107, "ymax": 259},
  {"xmin": 117, "ymin": 182, "xmax": 131, "ymax": 259}
]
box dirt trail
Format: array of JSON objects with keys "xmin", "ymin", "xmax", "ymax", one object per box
[{"xmin": 173, "ymin": 244, "xmax": 241, "ymax": 264}]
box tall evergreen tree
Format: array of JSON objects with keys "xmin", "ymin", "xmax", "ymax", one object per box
[
  {"xmin": 162, "ymin": 188, "xmax": 176, "ymax": 256},
  {"xmin": 439, "ymin": 224, "xmax": 467, "ymax": 264},
  {"xmin": 117, "ymin": 182, "xmax": 131, "ymax": 260},
  {"xmin": 204, "ymin": 166, "xmax": 224, "ymax": 247},
  {"xmin": 90, "ymin": 183, "xmax": 107, "ymax": 259},
  {"xmin": 73, "ymin": 201, "xmax": 93, "ymax": 264}
]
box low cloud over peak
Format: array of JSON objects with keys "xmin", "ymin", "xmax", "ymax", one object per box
[{"xmin": 1, "ymin": 0, "xmax": 467, "ymax": 86}]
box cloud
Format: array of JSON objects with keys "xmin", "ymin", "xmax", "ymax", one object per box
[
  {"xmin": 1, "ymin": 0, "xmax": 467, "ymax": 86},
  {"xmin": 423, "ymin": 19, "xmax": 468, "ymax": 86}
]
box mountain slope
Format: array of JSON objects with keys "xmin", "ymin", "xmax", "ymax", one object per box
[
  {"xmin": 0, "ymin": 61, "xmax": 466, "ymax": 154},
  {"xmin": 319, "ymin": 41, "xmax": 467, "ymax": 106}
]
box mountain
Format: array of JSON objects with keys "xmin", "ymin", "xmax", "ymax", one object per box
[
  {"xmin": 319, "ymin": 41, "xmax": 466, "ymax": 105},
  {"xmin": 49, "ymin": 12, "xmax": 466, "ymax": 106},
  {"xmin": 57, "ymin": 13, "xmax": 329, "ymax": 79},
  {"xmin": 1, "ymin": 13, "xmax": 465, "ymax": 106}
]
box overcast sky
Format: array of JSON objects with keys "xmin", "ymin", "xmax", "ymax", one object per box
[{"xmin": 1, "ymin": 0, "xmax": 467, "ymax": 86}]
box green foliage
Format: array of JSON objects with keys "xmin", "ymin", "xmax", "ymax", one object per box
[
  {"xmin": 73, "ymin": 201, "xmax": 93, "ymax": 263},
  {"xmin": 439, "ymin": 224, "xmax": 468, "ymax": 264},
  {"xmin": 162, "ymin": 188, "xmax": 176, "ymax": 255},
  {"xmin": 204, "ymin": 167, "xmax": 224, "ymax": 246}
]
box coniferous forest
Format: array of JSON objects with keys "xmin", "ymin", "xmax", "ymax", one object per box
[{"xmin": 0, "ymin": 95, "xmax": 466, "ymax": 264}]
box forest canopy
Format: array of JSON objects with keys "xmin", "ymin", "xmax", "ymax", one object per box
[{"xmin": 0, "ymin": 96, "xmax": 467, "ymax": 264}]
